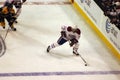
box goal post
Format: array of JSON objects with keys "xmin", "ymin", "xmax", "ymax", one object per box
[{"xmin": 0, "ymin": 33, "xmax": 6, "ymax": 57}]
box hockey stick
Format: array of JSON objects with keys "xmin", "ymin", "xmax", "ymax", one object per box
[
  {"xmin": 4, "ymin": 26, "xmax": 10, "ymax": 40},
  {"xmin": 79, "ymin": 53, "xmax": 88, "ymax": 66},
  {"xmin": 4, "ymin": 13, "xmax": 17, "ymax": 40},
  {"xmin": 14, "ymin": 1, "xmax": 25, "ymax": 18},
  {"xmin": 68, "ymin": 40, "xmax": 88, "ymax": 66},
  {"xmin": 4, "ymin": 16, "xmax": 17, "ymax": 40}
]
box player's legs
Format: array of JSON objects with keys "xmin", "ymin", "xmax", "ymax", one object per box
[
  {"xmin": 15, "ymin": 8, "xmax": 21, "ymax": 18},
  {"xmin": 73, "ymin": 43, "xmax": 79, "ymax": 56},
  {"xmin": 6, "ymin": 16, "xmax": 16, "ymax": 31},
  {"xmin": 14, "ymin": 8, "xmax": 21, "ymax": 23},
  {"xmin": 0, "ymin": 18, "xmax": 5, "ymax": 29},
  {"xmin": 47, "ymin": 36, "xmax": 67, "ymax": 52},
  {"xmin": 14, "ymin": 1, "xmax": 22, "ymax": 23}
]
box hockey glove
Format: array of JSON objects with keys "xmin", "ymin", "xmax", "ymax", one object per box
[
  {"xmin": 61, "ymin": 31, "xmax": 66, "ymax": 37},
  {"xmin": 69, "ymin": 38, "xmax": 78, "ymax": 47}
]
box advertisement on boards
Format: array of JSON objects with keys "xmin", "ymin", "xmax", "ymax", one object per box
[
  {"xmin": 75, "ymin": 0, "xmax": 103, "ymax": 28},
  {"xmin": 75, "ymin": 0, "xmax": 120, "ymax": 54}
]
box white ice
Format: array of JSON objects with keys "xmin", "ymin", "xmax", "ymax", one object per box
[{"xmin": 0, "ymin": 0, "xmax": 120, "ymax": 80}]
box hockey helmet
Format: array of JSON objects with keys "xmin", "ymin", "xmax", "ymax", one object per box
[{"xmin": 67, "ymin": 26, "xmax": 72, "ymax": 32}]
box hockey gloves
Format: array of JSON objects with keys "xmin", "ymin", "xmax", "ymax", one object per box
[{"xmin": 69, "ymin": 38, "xmax": 78, "ymax": 47}]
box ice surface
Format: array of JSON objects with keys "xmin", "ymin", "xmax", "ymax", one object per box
[{"xmin": 0, "ymin": 0, "xmax": 120, "ymax": 80}]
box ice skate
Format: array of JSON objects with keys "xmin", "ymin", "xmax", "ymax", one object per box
[
  {"xmin": 11, "ymin": 27, "xmax": 17, "ymax": 31},
  {"xmin": 14, "ymin": 20, "xmax": 18, "ymax": 23},
  {"xmin": 47, "ymin": 46, "xmax": 50, "ymax": 52},
  {"xmin": 3, "ymin": 26, "xmax": 5, "ymax": 29},
  {"xmin": 73, "ymin": 50, "xmax": 79, "ymax": 56}
]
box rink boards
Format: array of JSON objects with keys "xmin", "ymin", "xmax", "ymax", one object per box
[{"xmin": 70, "ymin": 0, "xmax": 120, "ymax": 61}]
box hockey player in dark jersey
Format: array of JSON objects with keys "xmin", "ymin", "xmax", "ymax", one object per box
[
  {"xmin": 47, "ymin": 25, "xmax": 81, "ymax": 56},
  {"xmin": 4, "ymin": 0, "xmax": 26, "ymax": 23},
  {"xmin": 0, "ymin": 4, "xmax": 17, "ymax": 31}
]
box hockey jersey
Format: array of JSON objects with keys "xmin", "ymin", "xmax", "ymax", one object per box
[
  {"xmin": 61, "ymin": 25, "xmax": 80, "ymax": 41},
  {"xmin": 0, "ymin": 6, "xmax": 15, "ymax": 16}
]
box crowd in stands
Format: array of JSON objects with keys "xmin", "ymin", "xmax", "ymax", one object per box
[{"xmin": 94, "ymin": 0, "xmax": 120, "ymax": 30}]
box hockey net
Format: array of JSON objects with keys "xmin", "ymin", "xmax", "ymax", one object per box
[
  {"xmin": 0, "ymin": 27, "xmax": 6, "ymax": 57},
  {"xmin": 0, "ymin": 3, "xmax": 6, "ymax": 57}
]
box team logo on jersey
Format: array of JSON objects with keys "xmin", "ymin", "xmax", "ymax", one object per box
[{"xmin": 105, "ymin": 19, "xmax": 111, "ymax": 33}]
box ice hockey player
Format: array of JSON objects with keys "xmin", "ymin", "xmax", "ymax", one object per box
[
  {"xmin": 0, "ymin": 4, "xmax": 17, "ymax": 31},
  {"xmin": 3, "ymin": 0, "xmax": 27, "ymax": 23},
  {"xmin": 47, "ymin": 25, "xmax": 81, "ymax": 56}
]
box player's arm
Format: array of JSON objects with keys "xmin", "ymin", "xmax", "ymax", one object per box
[
  {"xmin": 69, "ymin": 29, "xmax": 80, "ymax": 47},
  {"xmin": 61, "ymin": 31, "xmax": 66, "ymax": 37},
  {"xmin": 60, "ymin": 25, "xmax": 67, "ymax": 37}
]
